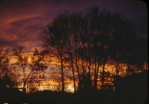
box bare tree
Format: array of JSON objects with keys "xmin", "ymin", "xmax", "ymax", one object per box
[
  {"xmin": 12, "ymin": 47, "xmax": 48, "ymax": 93},
  {"xmin": 40, "ymin": 6, "xmax": 142, "ymax": 92}
]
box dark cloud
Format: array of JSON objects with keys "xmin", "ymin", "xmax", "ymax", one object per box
[
  {"xmin": 0, "ymin": 0, "xmax": 147, "ymax": 52},
  {"xmin": 0, "ymin": 37, "xmax": 18, "ymax": 49}
]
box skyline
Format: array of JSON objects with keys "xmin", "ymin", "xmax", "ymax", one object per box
[{"xmin": 0, "ymin": 0, "xmax": 148, "ymax": 53}]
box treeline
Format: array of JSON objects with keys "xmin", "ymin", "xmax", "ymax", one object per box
[
  {"xmin": 40, "ymin": 7, "xmax": 148, "ymax": 92},
  {"xmin": 0, "ymin": 7, "xmax": 147, "ymax": 93}
]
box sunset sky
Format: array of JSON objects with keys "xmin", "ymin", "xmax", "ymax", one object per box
[{"xmin": 0, "ymin": 0, "xmax": 147, "ymax": 53}]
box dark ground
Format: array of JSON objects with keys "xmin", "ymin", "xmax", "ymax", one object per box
[{"xmin": 0, "ymin": 70, "xmax": 148, "ymax": 104}]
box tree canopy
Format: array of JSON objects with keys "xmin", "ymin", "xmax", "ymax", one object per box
[{"xmin": 40, "ymin": 6, "xmax": 148, "ymax": 92}]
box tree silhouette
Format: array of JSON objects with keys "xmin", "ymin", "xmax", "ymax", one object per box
[
  {"xmin": 132, "ymin": 36, "xmax": 148, "ymax": 71},
  {"xmin": 40, "ymin": 6, "xmax": 147, "ymax": 92},
  {"xmin": 41, "ymin": 16, "xmax": 67, "ymax": 92},
  {"xmin": 0, "ymin": 49, "xmax": 17, "ymax": 88},
  {"xmin": 12, "ymin": 47, "xmax": 48, "ymax": 93},
  {"xmin": 0, "ymin": 49, "xmax": 10, "ymax": 78}
]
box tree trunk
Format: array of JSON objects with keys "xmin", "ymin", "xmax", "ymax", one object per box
[
  {"xmin": 60, "ymin": 55, "xmax": 64, "ymax": 92},
  {"xmin": 70, "ymin": 54, "xmax": 76, "ymax": 92},
  {"xmin": 75, "ymin": 56, "xmax": 81, "ymax": 91},
  {"xmin": 115, "ymin": 62, "xmax": 119, "ymax": 76},
  {"xmin": 94, "ymin": 54, "xmax": 97, "ymax": 90},
  {"xmin": 101, "ymin": 61, "xmax": 106, "ymax": 91},
  {"xmin": 58, "ymin": 47, "xmax": 65, "ymax": 92},
  {"xmin": 87, "ymin": 42, "xmax": 91, "ymax": 89}
]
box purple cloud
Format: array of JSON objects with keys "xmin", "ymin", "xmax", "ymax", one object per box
[{"xmin": 0, "ymin": 0, "xmax": 147, "ymax": 52}]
